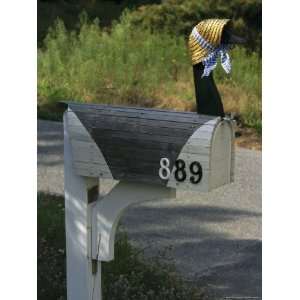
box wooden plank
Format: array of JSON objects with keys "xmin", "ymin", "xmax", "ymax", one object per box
[
  {"xmin": 75, "ymin": 162, "xmax": 167, "ymax": 185},
  {"xmin": 92, "ymin": 143, "xmax": 210, "ymax": 160},
  {"xmin": 89, "ymin": 122, "xmax": 195, "ymax": 138},
  {"xmin": 73, "ymin": 113, "xmax": 219, "ymax": 152},
  {"xmin": 109, "ymin": 171, "xmax": 166, "ymax": 186},
  {"xmin": 71, "ymin": 109, "xmax": 216, "ymax": 125},
  {"xmin": 67, "ymin": 111, "xmax": 213, "ymax": 130},
  {"xmin": 91, "ymin": 129, "xmax": 188, "ymax": 144},
  {"xmin": 90, "ymin": 135, "xmax": 183, "ymax": 152},
  {"xmin": 65, "ymin": 101, "xmax": 216, "ymax": 118},
  {"xmin": 89, "ymin": 145, "xmax": 179, "ymax": 163},
  {"xmin": 89, "ymin": 128, "xmax": 190, "ymax": 145}
]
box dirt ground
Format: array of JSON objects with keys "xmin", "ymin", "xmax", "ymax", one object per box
[{"xmin": 235, "ymin": 127, "xmax": 261, "ymax": 151}]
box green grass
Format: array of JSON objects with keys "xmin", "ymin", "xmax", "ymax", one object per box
[
  {"xmin": 37, "ymin": 192, "xmax": 205, "ymax": 300},
  {"xmin": 38, "ymin": 12, "xmax": 261, "ymax": 133},
  {"xmin": 38, "ymin": 193, "xmax": 66, "ymax": 299}
]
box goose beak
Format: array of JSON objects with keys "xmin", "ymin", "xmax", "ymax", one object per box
[
  {"xmin": 226, "ymin": 33, "xmax": 246, "ymax": 45},
  {"xmin": 221, "ymin": 24, "xmax": 247, "ymax": 45}
]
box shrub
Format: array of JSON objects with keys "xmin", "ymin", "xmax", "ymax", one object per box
[
  {"xmin": 38, "ymin": 12, "xmax": 189, "ymax": 108},
  {"xmin": 38, "ymin": 12, "xmax": 261, "ymax": 132},
  {"xmin": 126, "ymin": 0, "xmax": 262, "ymax": 52}
]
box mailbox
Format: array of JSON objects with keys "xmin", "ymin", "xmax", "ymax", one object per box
[
  {"xmin": 64, "ymin": 101, "xmax": 235, "ymax": 192},
  {"xmin": 61, "ymin": 17, "xmax": 240, "ymax": 300},
  {"xmin": 62, "ymin": 101, "xmax": 235, "ymax": 300}
]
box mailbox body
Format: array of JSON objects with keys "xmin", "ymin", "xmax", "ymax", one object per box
[{"xmin": 64, "ymin": 102, "xmax": 235, "ymax": 192}]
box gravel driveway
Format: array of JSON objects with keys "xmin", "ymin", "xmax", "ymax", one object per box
[{"xmin": 38, "ymin": 120, "xmax": 261, "ymax": 299}]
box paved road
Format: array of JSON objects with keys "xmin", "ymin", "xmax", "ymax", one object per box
[{"xmin": 38, "ymin": 120, "xmax": 261, "ymax": 299}]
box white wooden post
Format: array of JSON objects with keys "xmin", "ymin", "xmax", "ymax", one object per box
[
  {"xmin": 91, "ymin": 181, "xmax": 175, "ymax": 262},
  {"xmin": 64, "ymin": 112, "xmax": 102, "ymax": 300}
]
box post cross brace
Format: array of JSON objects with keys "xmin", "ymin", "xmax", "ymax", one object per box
[{"xmin": 91, "ymin": 181, "xmax": 176, "ymax": 262}]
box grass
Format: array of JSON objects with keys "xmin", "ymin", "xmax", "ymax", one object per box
[
  {"xmin": 37, "ymin": 192, "xmax": 206, "ymax": 300},
  {"xmin": 38, "ymin": 193, "xmax": 66, "ymax": 299},
  {"xmin": 38, "ymin": 12, "xmax": 261, "ymax": 133}
]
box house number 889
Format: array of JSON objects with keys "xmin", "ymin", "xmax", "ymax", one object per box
[{"xmin": 159, "ymin": 158, "xmax": 203, "ymax": 184}]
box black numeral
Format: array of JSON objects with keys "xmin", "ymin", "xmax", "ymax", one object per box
[
  {"xmin": 174, "ymin": 159, "xmax": 187, "ymax": 182},
  {"xmin": 161, "ymin": 158, "xmax": 202, "ymax": 184},
  {"xmin": 189, "ymin": 161, "xmax": 203, "ymax": 184}
]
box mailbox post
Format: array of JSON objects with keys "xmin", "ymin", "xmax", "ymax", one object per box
[{"xmin": 63, "ymin": 102, "xmax": 235, "ymax": 300}]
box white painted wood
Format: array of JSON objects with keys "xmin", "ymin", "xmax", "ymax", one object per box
[
  {"xmin": 73, "ymin": 162, "xmax": 113, "ymax": 178},
  {"xmin": 71, "ymin": 140, "xmax": 107, "ymax": 163},
  {"xmin": 175, "ymin": 153, "xmax": 210, "ymax": 168},
  {"xmin": 68, "ymin": 125, "xmax": 93, "ymax": 142},
  {"xmin": 91, "ymin": 181, "xmax": 175, "ymax": 262},
  {"xmin": 167, "ymin": 118, "xmax": 219, "ymax": 192},
  {"xmin": 185, "ymin": 138, "xmax": 211, "ymax": 148},
  {"xmin": 167, "ymin": 118, "xmax": 235, "ymax": 192},
  {"xmin": 167, "ymin": 170, "xmax": 210, "ymax": 191},
  {"xmin": 66, "ymin": 110, "xmax": 113, "ymax": 180},
  {"xmin": 209, "ymin": 120, "xmax": 233, "ymax": 189},
  {"xmin": 64, "ymin": 111, "xmax": 102, "ymax": 300},
  {"xmin": 182, "ymin": 144, "xmax": 210, "ymax": 155}
]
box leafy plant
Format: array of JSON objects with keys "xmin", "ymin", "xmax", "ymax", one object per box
[{"xmin": 126, "ymin": 0, "xmax": 262, "ymax": 52}]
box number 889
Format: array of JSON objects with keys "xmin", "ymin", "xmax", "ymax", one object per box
[{"xmin": 159, "ymin": 158, "xmax": 202, "ymax": 184}]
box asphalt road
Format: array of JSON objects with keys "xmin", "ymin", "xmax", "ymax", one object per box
[{"xmin": 38, "ymin": 120, "xmax": 262, "ymax": 299}]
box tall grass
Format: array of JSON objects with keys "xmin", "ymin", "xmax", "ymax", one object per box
[
  {"xmin": 38, "ymin": 12, "xmax": 261, "ymax": 131},
  {"xmin": 215, "ymin": 47, "xmax": 261, "ymax": 132}
]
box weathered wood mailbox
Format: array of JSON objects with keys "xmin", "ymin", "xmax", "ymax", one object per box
[
  {"xmin": 66, "ymin": 102, "xmax": 234, "ymax": 191},
  {"xmin": 63, "ymin": 101, "xmax": 235, "ymax": 300}
]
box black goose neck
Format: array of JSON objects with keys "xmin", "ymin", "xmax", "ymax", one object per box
[{"xmin": 193, "ymin": 62, "xmax": 225, "ymax": 117}]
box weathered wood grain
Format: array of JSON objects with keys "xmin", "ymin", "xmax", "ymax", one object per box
[
  {"xmin": 63, "ymin": 101, "xmax": 215, "ymax": 118},
  {"xmin": 63, "ymin": 102, "xmax": 235, "ymax": 191},
  {"xmin": 66, "ymin": 110, "xmax": 113, "ymax": 180}
]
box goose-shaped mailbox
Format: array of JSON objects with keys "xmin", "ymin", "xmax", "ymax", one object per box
[{"xmin": 62, "ymin": 18, "xmax": 242, "ymax": 300}]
